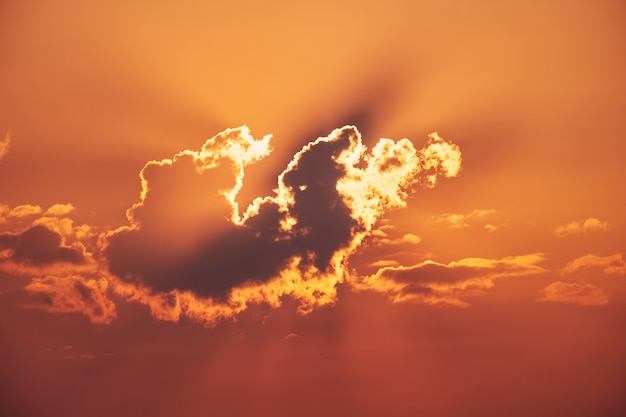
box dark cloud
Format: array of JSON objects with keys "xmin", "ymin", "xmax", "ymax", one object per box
[
  {"xmin": 100, "ymin": 125, "xmax": 462, "ymax": 324},
  {"xmin": 105, "ymin": 127, "xmax": 361, "ymax": 300},
  {"xmin": 0, "ymin": 225, "xmax": 85, "ymax": 266},
  {"xmin": 106, "ymin": 204, "xmax": 292, "ymax": 299},
  {"xmin": 0, "ymin": 125, "xmax": 460, "ymax": 325},
  {"xmin": 280, "ymin": 128, "xmax": 359, "ymax": 270}
]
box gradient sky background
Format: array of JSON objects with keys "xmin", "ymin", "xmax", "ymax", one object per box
[{"xmin": 1, "ymin": 1, "xmax": 626, "ymax": 416}]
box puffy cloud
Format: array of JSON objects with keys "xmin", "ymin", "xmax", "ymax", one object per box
[
  {"xmin": 7, "ymin": 204, "xmax": 42, "ymax": 219},
  {"xmin": 0, "ymin": 130, "xmax": 9, "ymax": 163},
  {"xmin": 44, "ymin": 203, "xmax": 75, "ymax": 217},
  {"xmin": 22, "ymin": 275, "xmax": 116, "ymax": 324},
  {"xmin": 554, "ymin": 217, "xmax": 609, "ymax": 237},
  {"xmin": 1, "ymin": 203, "xmax": 74, "ymax": 226},
  {"xmin": 357, "ymin": 254, "xmax": 545, "ymax": 307},
  {"xmin": 561, "ymin": 253, "xmax": 626, "ymax": 275},
  {"xmin": 401, "ymin": 233, "xmax": 421, "ymax": 245},
  {"xmin": 337, "ymin": 132, "xmax": 460, "ymax": 230},
  {"xmin": 537, "ymin": 281, "xmax": 608, "ymax": 306},
  {"xmin": 104, "ymin": 126, "xmax": 462, "ymax": 326},
  {"xmin": 417, "ymin": 133, "xmax": 462, "ymax": 188}
]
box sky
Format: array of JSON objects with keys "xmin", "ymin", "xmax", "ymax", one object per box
[{"xmin": 1, "ymin": 1, "xmax": 626, "ymax": 416}]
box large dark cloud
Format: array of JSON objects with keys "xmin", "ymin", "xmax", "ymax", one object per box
[
  {"xmin": 280, "ymin": 128, "xmax": 359, "ymax": 270},
  {"xmin": 0, "ymin": 125, "xmax": 460, "ymax": 325},
  {"xmin": 0, "ymin": 225, "xmax": 85, "ymax": 266},
  {"xmin": 105, "ymin": 127, "xmax": 362, "ymax": 300},
  {"xmin": 106, "ymin": 203, "xmax": 292, "ymax": 299}
]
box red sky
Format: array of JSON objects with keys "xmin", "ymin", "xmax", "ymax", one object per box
[{"xmin": 1, "ymin": 1, "xmax": 626, "ymax": 416}]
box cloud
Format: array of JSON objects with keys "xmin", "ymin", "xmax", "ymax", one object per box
[
  {"xmin": 561, "ymin": 253, "xmax": 626, "ymax": 275},
  {"xmin": 0, "ymin": 225, "xmax": 86, "ymax": 267},
  {"xmin": 554, "ymin": 217, "xmax": 609, "ymax": 237},
  {"xmin": 537, "ymin": 281, "xmax": 608, "ymax": 306},
  {"xmin": 1, "ymin": 203, "xmax": 75, "ymax": 228},
  {"xmin": 103, "ymin": 126, "xmax": 461, "ymax": 326},
  {"xmin": 356, "ymin": 254, "xmax": 545, "ymax": 307},
  {"xmin": 484, "ymin": 224, "xmax": 498, "ymax": 232},
  {"xmin": 0, "ymin": 205, "xmax": 8, "ymax": 224},
  {"xmin": 7, "ymin": 204, "xmax": 43, "ymax": 219},
  {"xmin": 432, "ymin": 209, "xmax": 496, "ymax": 229},
  {"xmin": 0, "ymin": 130, "xmax": 9, "ymax": 163},
  {"xmin": 44, "ymin": 203, "xmax": 75, "ymax": 217},
  {"xmin": 366, "ymin": 225, "xmax": 422, "ymax": 246},
  {"xmin": 0, "ymin": 126, "xmax": 460, "ymax": 326},
  {"xmin": 283, "ymin": 332, "xmax": 303, "ymax": 341},
  {"xmin": 401, "ymin": 233, "xmax": 421, "ymax": 244},
  {"xmin": 0, "ymin": 205, "xmax": 115, "ymax": 323},
  {"xmin": 369, "ymin": 259, "xmax": 400, "ymax": 268},
  {"xmin": 22, "ymin": 275, "xmax": 116, "ymax": 324},
  {"xmin": 417, "ymin": 133, "xmax": 462, "ymax": 188}
]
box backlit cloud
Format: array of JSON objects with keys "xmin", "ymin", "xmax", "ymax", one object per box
[
  {"xmin": 537, "ymin": 281, "xmax": 608, "ymax": 306},
  {"xmin": 356, "ymin": 254, "xmax": 545, "ymax": 307},
  {"xmin": 103, "ymin": 126, "xmax": 461, "ymax": 326},
  {"xmin": 554, "ymin": 217, "xmax": 609, "ymax": 237}
]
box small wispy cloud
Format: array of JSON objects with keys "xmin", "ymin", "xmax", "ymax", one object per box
[
  {"xmin": 432, "ymin": 209, "xmax": 496, "ymax": 229},
  {"xmin": 0, "ymin": 130, "xmax": 10, "ymax": 163},
  {"xmin": 561, "ymin": 253, "xmax": 626, "ymax": 275},
  {"xmin": 357, "ymin": 253, "xmax": 546, "ymax": 307},
  {"xmin": 283, "ymin": 332, "xmax": 303, "ymax": 341},
  {"xmin": 554, "ymin": 217, "xmax": 608, "ymax": 237},
  {"xmin": 367, "ymin": 226, "xmax": 422, "ymax": 246},
  {"xmin": 537, "ymin": 281, "xmax": 608, "ymax": 306}
]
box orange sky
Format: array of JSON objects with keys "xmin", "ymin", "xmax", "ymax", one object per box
[{"xmin": 1, "ymin": 1, "xmax": 626, "ymax": 416}]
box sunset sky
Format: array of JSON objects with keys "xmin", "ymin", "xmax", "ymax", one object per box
[{"xmin": 1, "ymin": 1, "xmax": 626, "ymax": 416}]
